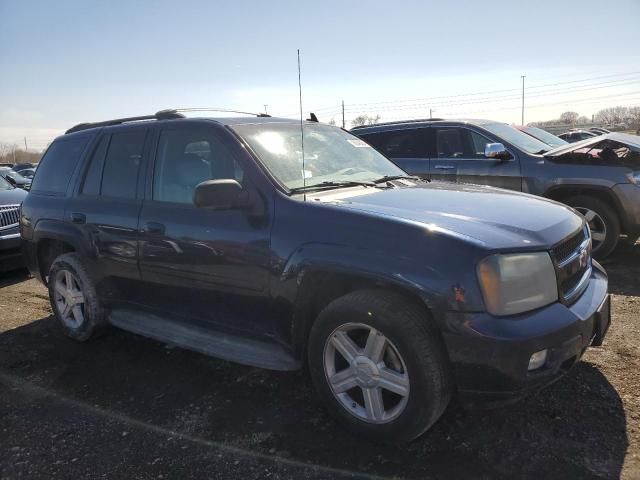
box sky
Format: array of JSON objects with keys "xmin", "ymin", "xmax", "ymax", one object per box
[{"xmin": 1, "ymin": 0, "xmax": 639, "ymax": 150}]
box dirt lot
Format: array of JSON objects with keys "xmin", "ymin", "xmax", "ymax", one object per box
[{"xmin": 0, "ymin": 246, "xmax": 639, "ymax": 480}]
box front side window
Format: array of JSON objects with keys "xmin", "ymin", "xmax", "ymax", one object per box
[
  {"xmin": 232, "ymin": 123, "xmax": 406, "ymax": 190},
  {"xmin": 30, "ymin": 136, "xmax": 90, "ymax": 194},
  {"xmin": 436, "ymin": 128, "xmax": 465, "ymax": 158},
  {"xmin": 153, "ymin": 129, "xmax": 243, "ymax": 204},
  {"xmin": 100, "ymin": 130, "xmax": 147, "ymax": 199},
  {"xmin": 359, "ymin": 129, "xmax": 428, "ymax": 158},
  {"xmin": 436, "ymin": 128, "xmax": 492, "ymax": 159}
]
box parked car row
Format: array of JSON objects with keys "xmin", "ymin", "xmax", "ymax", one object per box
[
  {"xmin": 0, "ymin": 174, "xmax": 28, "ymax": 271},
  {"xmin": 18, "ymin": 109, "xmax": 612, "ymax": 443},
  {"xmin": 0, "ymin": 166, "xmax": 32, "ymax": 190}
]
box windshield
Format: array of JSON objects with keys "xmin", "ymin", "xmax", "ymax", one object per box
[
  {"xmin": 521, "ymin": 126, "xmax": 568, "ymax": 148},
  {"xmin": 0, "ymin": 175, "xmax": 13, "ymax": 190},
  {"xmin": 483, "ymin": 123, "xmax": 552, "ymax": 154},
  {"xmin": 3, "ymin": 169, "xmax": 27, "ymax": 182},
  {"xmin": 232, "ymin": 123, "xmax": 407, "ymax": 190}
]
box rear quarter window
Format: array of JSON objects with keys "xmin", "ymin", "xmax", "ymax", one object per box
[{"xmin": 31, "ymin": 136, "xmax": 91, "ymax": 194}]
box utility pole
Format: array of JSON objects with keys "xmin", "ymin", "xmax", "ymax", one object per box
[
  {"xmin": 263, "ymin": 105, "xmax": 268, "ymax": 115},
  {"xmin": 429, "ymin": 108, "xmax": 434, "ymax": 119},
  {"xmin": 521, "ymin": 75, "xmax": 526, "ymax": 125},
  {"xmin": 341, "ymin": 100, "xmax": 345, "ymax": 129},
  {"xmin": 24, "ymin": 137, "xmax": 28, "ymax": 151}
]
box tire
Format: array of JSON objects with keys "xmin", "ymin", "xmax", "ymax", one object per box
[
  {"xmin": 48, "ymin": 253, "xmax": 108, "ymax": 342},
  {"xmin": 566, "ymin": 196, "xmax": 620, "ymax": 260},
  {"xmin": 307, "ymin": 289, "xmax": 452, "ymax": 444}
]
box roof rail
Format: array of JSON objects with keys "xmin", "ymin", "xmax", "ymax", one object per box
[
  {"xmin": 172, "ymin": 107, "xmax": 271, "ymax": 117},
  {"xmin": 65, "ymin": 110, "xmax": 185, "ymax": 134},
  {"xmin": 351, "ymin": 118, "xmax": 444, "ymax": 130},
  {"xmin": 65, "ymin": 107, "xmax": 273, "ymax": 134}
]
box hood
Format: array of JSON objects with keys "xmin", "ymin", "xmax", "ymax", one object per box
[
  {"xmin": 310, "ymin": 182, "xmax": 583, "ymax": 250},
  {"xmin": 0, "ymin": 186, "xmax": 28, "ymax": 204},
  {"xmin": 545, "ymin": 132, "xmax": 640, "ymax": 156}
]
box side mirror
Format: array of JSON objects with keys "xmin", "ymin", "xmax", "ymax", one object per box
[
  {"xmin": 193, "ymin": 179, "xmax": 247, "ymax": 210},
  {"xmin": 484, "ymin": 143, "xmax": 512, "ymax": 161}
]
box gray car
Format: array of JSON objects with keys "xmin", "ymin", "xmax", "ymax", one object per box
[{"xmin": 353, "ymin": 119, "xmax": 640, "ymax": 258}]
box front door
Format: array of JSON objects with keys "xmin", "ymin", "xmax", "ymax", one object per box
[
  {"xmin": 430, "ymin": 127, "xmax": 521, "ymax": 191},
  {"xmin": 138, "ymin": 125, "xmax": 272, "ymax": 336}
]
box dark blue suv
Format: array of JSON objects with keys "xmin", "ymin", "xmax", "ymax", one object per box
[{"xmin": 20, "ymin": 111, "xmax": 610, "ymax": 443}]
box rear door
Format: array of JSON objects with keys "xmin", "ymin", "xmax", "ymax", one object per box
[
  {"xmin": 67, "ymin": 126, "xmax": 150, "ymax": 286},
  {"xmin": 358, "ymin": 128, "xmax": 431, "ymax": 179},
  {"xmin": 430, "ymin": 126, "xmax": 521, "ymax": 191}
]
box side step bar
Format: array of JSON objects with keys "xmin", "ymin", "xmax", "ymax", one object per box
[{"xmin": 108, "ymin": 309, "xmax": 300, "ymax": 371}]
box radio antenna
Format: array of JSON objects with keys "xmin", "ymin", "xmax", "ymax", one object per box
[{"xmin": 297, "ymin": 49, "xmax": 306, "ymax": 201}]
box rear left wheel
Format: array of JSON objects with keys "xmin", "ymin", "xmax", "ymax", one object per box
[{"xmin": 48, "ymin": 253, "xmax": 107, "ymax": 341}]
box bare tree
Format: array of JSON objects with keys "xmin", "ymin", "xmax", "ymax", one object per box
[
  {"xmin": 351, "ymin": 114, "xmax": 381, "ymax": 128},
  {"xmin": 559, "ymin": 111, "xmax": 579, "ymax": 125},
  {"xmin": 595, "ymin": 106, "xmax": 629, "ymax": 125},
  {"xmin": 327, "ymin": 117, "xmax": 336, "ymax": 126}
]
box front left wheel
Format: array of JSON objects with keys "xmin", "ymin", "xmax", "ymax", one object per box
[{"xmin": 308, "ymin": 289, "xmax": 452, "ymax": 444}]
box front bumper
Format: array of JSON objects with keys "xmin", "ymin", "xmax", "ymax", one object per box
[
  {"xmin": 0, "ymin": 232, "xmax": 25, "ymax": 272},
  {"xmin": 441, "ymin": 260, "xmax": 610, "ymax": 405}
]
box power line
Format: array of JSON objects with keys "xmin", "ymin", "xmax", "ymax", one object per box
[
  {"xmin": 340, "ymin": 80, "xmax": 640, "ymax": 114},
  {"xmin": 331, "ymin": 71, "xmax": 640, "ymax": 109}
]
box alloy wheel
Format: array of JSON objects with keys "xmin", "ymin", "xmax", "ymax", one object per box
[
  {"xmin": 575, "ymin": 207, "xmax": 607, "ymax": 251},
  {"xmin": 53, "ymin": 269, "xmax": 86, "ymax": 329},
  {"xmin": 323, "ymin": 322, "xmax": 410, "ymax": 424}
]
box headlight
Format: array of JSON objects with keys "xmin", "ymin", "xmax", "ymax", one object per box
[{"xmin": 477, "ymin": 252, "xmax": 558, "ymax": 316}]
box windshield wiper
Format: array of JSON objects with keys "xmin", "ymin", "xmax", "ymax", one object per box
[
  {"xmin": 289, "ymin": 180, "xmax": 376, "ymax": 193},
  {"xmin": 372, "ymin": 175, "xmax": 423, "ymax": 183},
  {"xmin": 534, "ymin": 149, "xmax": 549, "ymax": 154}
]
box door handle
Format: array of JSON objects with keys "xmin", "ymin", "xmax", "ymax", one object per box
[
  {"xmin": 70, "ymin": 212, "xmax": 86, "ymax": 224},
  {"xmin": 433, "ymin": 165, "xmax": 455, "ymax": 170},
  {"xmin": 143, "ymin": 222, "xmax": 165, "ymax": 235}
]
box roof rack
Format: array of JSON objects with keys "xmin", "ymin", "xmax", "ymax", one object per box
[
  {"xmin": 350, "ymin": 118, "xmax": 444, "ymax": 130},
  {"xmin": 65, "ymin": 110, "xmax": 185, "ymax": 134},
  {"xmin": 65, "ymin": 108, "xmax": 272, "ymax": 135}
]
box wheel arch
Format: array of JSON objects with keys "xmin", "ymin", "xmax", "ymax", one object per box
[
  {"xmin": 543, "ymin": 185, "xmax": 629, "ymax": 233},
  {"xmin": 290, "ymin": 267, "xmax": 443, "ymax": 363},
  {"xmin": 33, "ymin": 220, "xmax": 93, "ymax": 284}
]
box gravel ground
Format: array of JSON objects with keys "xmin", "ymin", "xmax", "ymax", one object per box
[{"xmin": 0, "ymin": 245, "xmax": 638, "ymax": 480}]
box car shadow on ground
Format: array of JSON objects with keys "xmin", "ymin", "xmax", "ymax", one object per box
[
  {"xmin": 0, "ymin": 268, "xmax": 31, "ymax": 288},
  {"xmin": 601, "ymin": 242, "xmax": 640, "ymax": 297},
  {"xmin": 0, "ymin": 313, "xmax": 628, "ymax": 479}
]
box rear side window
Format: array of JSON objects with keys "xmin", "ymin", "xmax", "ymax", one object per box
[
  {"xmin": 81, "ymin": 135, "xmax": 110, "ymax": 196},
  {"xmin": 30, "ymin": 136, "xmax": 90, "ymax": 194},
  {"xmin": 359, "ymin": 129, "xmax": 428, "ymax": 158},
  {"xmin": 100, "ymin": 130, "xmax": 147, "ymax": 199}
]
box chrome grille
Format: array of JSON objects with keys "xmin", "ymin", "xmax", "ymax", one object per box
[
  {"xmin": 551, "ymin": 226, "xmax": 591, "ymax": 303},
  {"xmin": 0, "ymin": 204, "xmax": 20, "ymax": 231}
]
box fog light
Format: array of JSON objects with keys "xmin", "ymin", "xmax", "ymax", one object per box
[{"xmin": 528, "ymin": 349, "xmax": 548, "ymax": 371}]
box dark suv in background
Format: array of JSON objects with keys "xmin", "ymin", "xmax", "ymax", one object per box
[
  {"xmin": 353, "ymin": 119, "xmax": 640, "ymax": 258},
  {"xmin": 21, "ymin": 111, "xmax": 610, "ymax": 443}
]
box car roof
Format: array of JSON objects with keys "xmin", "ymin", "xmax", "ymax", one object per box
[{"xmin": 351, "ymin": 118, "xmax": 499, "ymax": 133}]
